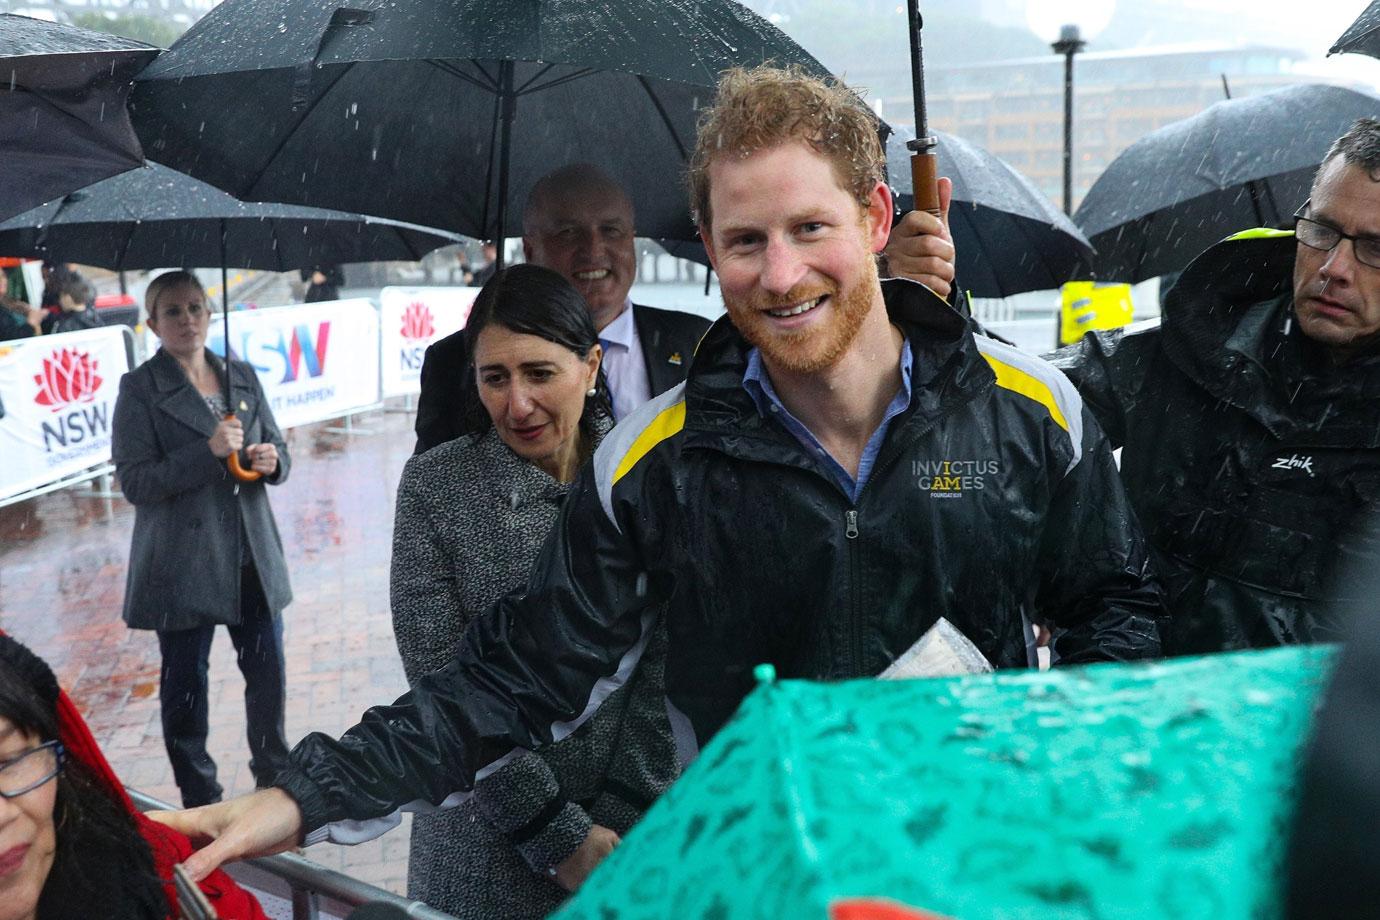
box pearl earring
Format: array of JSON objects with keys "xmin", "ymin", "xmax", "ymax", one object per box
[{"xmin": 586, "ymin": 387, "xmax": 597, "ymax": 398}]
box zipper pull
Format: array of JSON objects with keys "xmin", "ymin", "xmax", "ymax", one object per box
[{"xmin": 845, "ymin": 510, "xmax": 859, "ymax": 540}]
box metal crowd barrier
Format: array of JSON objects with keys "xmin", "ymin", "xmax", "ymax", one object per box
[{"xmin": 128, "ymin": 789, "xmax": 457, "ymax": 920}]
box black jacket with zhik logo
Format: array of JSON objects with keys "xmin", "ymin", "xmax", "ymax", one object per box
[
  {"xmin": 1049, "ymin": 231, "xmax": 1380, "ymax": 654},
  {"xmin": 279, "ymin": 278, "xmax": 1163, "ymax": 840}
]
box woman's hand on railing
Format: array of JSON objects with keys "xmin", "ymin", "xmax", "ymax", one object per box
[{"xmin": 148, "ymin": 788, "xmax": 304, "ymax": 882}]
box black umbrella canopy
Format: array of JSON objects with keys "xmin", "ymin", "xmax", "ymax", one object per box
[
  {"xmin": 1074, "ymin": 83, "xmax": 1380, "ymax": 283},
  {"xmin": 131, "ymin": 0, "xmax": 834, "ymax": 244},
  {"xmin": 1331, "ymin": 1, "xmax": 1380, "ymax": 57},
  {"xmin": 886, "ymin": 127, "xmax": 1094, "ymax": 298},
  {"xmin": 0, "ymin": 161, "xmax": 466, "ymax": 270},
  {"xmin": 1, "ymin": 14, "xmax": 159, "ymax": 222}
]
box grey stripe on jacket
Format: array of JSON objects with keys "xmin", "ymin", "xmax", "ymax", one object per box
[{"xmin": 390, "ymin": 424, "xmax": 676, "ymax": 920}]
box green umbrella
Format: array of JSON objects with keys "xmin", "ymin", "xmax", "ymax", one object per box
[{"xmin": 556, "ymin": 646, "xmax": 1333, "ymax": 920}]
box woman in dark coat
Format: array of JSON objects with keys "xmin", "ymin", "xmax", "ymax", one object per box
[
  {"xmin": 112, "ymin": 271, "xmax": 292, "ymax": 808},
  {"xmin": 390, "ymin": 264, "xmax": 677, "ymax": 919}
]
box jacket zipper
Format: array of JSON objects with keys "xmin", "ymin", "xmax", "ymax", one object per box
[{"xmin": 845, "ymin": 508, "xmax": 862, "ymax": 673}]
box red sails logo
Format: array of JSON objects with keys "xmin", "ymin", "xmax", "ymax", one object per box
[
  {"xmin": 399, "ymin": 301, "xmax": 435, "ymax": 372},
  {"xmin": 33, "ymin": 348, "xmax": 110, "ymax": 453},
  {"xmin": 401, "ymin": 302, "xmax": 435, "ymax": 343},
  {"xmin": 34, "ymin": 348, "xmax": 103, "ymax": 409}
]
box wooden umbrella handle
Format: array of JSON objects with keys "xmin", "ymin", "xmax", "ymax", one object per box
[
  {"xmin": 224, "ymin": 413, "xmax": 262, "ymax": 482},
  {"xmin": 910, "ymin": 150, "xmax": 942, "ymax": 217}
]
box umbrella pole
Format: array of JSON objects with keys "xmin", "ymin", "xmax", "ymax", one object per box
[
  {"xmin": 494, "ymin": 59, "xmax": 517, "ymax": 271},
  {"xmin": 906, "ymin": 0, "xmax": 941, "ymax": 217},
  {"xmin": 221, "ymin": 218, "xmax": 260, "ymax": 482},
  {"xmin": 1221, "ymin": 74, "xmax": 1267, "ymax": 227}
]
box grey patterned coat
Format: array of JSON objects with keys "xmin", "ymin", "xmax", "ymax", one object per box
[{"xmin": 390, "ymin": 424, "xmax": 676, "ymax": 920}]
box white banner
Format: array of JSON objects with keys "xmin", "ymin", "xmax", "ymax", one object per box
[
  {"xmin": 201, "ymin": 299, "xmax": 382, "ymax": 430},
  {"xmin": 377, "ymin": 286, "xmax": 478, "ymax": 398},
  {"xmin": 0, "ymin": 327, "xmax": 132, "ymax": 504}
]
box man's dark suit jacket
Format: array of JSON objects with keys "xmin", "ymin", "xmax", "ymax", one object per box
[{"xmin": 413, "ymin": 303, "xmax": 711, "ymax": 454}]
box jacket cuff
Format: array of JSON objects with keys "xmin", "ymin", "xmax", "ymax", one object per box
[
  {"xmin": 274, "ymin": 766, "xmax": 329, "ymax": 840},
  {"xmin": 511, "ymin": 799, "xmax": 593, "ymax": 874}
]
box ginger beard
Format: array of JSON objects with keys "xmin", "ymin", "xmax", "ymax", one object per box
[{"xmin": 722, "ymin": 242, "xmax": 879, "ymax": 375}]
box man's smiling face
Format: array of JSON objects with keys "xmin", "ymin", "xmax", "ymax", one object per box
[
  {"xmin": 523, "ymin": 179, "xmax": 637, "ymax": 333},
  {"xmin": 701, "ymin": 139, "xmax": 889, "ymax": 375}
]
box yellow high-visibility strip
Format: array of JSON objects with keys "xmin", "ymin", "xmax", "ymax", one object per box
[
  {"xmin": 613, "ymin": 400, "xmax": 687, "ymax": 484},
  {"xmin": 1226, "ymin": 228, "xmax": 1295, "ymax": 241},
  {"xmin": 981, "ymin": 352, "xmax": 1070, "ymax": 433}
]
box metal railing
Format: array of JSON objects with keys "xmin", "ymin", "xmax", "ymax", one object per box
[{"xmin": 129, "ymin": 789, "xmax": 456, "ymax": 920}]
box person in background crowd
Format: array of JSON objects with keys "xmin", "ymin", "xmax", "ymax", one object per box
[
  {"xmin": 1048, "ymin": 117, "xmax": 1380, "ymax": 653},
  {"xmin": 151, "ymin": 64, "xmax": 1163, "ymax": 880},
  {"xmin": 45, "ymin": 272, "xmax": 103, "ymax": 336},
  {"xmin": 467, "ymin": 240, "xmax": 499, "ymax": 288},
  {"xmin": 0, "ymin": 270, "xmax": 43, "ymax": 341},
  {"xmin": 0, "ymin": 632, "xmax": 267, "ymax": 920},
  {"xmin": 390, "ymin": 264, "xmax": 676, "ymax": 917},
  {"xmin": 299, "ymin": 265, "xmax": 344, "ymax": 303},
  {"xmin": 112, "ymin": 271, "xmax": 293, "ymax": 809},
  {"xmin": 37, "ymin": 261, "xmax": 65, "ymax": 311}
]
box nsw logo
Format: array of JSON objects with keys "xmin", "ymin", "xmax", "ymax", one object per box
[
  {"xmin": 400, "ymin": 301, "xmax": 435, "ymax": 343},
  {"xmin": 34, "ymin": 348, "xmax": 103, "ymax": 410}
]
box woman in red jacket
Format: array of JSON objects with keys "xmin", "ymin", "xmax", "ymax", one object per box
[{"xmin": 0, "ymin": 632, "xmax": 266, "ymax": 920}]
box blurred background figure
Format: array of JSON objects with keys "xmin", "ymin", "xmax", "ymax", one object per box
[
  {"xmin": 299, "ymin": 265, "xmax": 344, "ymax": 303},
  {"xmin": 44, "ymin": 271, "xmax": 103, "ymax": 336},
  {"xmin": 390, "ymin": 264, "xmax": 676, "ymax": 918},
  {"xmin": 0, "ymin": 269, "xmax": 43, "ymax": 340},
  {"xmin": 112, "ymin": 271, "xmax": 293, "ymax": 809},
  {"xmin": 0, "ymin": 632, "xmax": 267, "ymax": 920},
  {"xmin": 467, "ymin": 240, "xmax": 499, "ymax": 287}
]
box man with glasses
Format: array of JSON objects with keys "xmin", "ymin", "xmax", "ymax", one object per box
[{"xmin": 1048, "ymin": 117, "xmax": 1380, "ymax": 654}]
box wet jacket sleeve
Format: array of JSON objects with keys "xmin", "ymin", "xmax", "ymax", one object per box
[
  {"xmin": 112, "ymin": 373, "xmax": 224, "ymax": 505},
  {"xmin": 1035, "ymin": 405, "xmax": 1166, "ymax": 662},
  {"xmin": 388, "ymin": 468, "xmax": 594, "ymax": 873},
  {"xmin": 276, "ymin": 463, "xmax": 661, "ymax": 834},
  {"xmin": 1045, "ymin": 326, "xmax": 1161, "ymax": 449}
]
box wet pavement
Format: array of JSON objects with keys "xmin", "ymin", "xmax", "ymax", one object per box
[{"xmin": 0, "ymin": 405, "xmax": 419, "ymax": 894}]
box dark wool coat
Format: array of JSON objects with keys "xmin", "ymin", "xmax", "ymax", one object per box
[
  {"xmin": 113, "ymin": 349, "xmax": 292, "ymax": 631},
  {"xmin": 390, "ymin": 422, "xmax": 676, "ymax": 920}
]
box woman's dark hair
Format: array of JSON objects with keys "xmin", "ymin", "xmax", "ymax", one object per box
[
  {"xmin": 0, "ymin": 636, "xmax": 167, "ymax": 920},
  {"xmin": 459, "ymin": 263, "xmax": 612, "ymax": 441}
]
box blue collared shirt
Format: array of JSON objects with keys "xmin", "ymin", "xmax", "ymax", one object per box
[{"xmin": 742, "ymin": 338, "xmax": 914, "ymax": 503}]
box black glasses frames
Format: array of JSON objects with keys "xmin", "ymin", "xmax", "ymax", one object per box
[
  {"xmin": 0, "ymin": 740, "xmax": 64, "ymax": 799},
  {"xmin": 1293, "ymin": 199, "xmax": 1380, "ymax": 270}
]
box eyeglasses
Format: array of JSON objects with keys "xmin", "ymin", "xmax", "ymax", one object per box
[
  {"xmin": 1293, "ymin": 200, "xmax": 1380, "ymax": 269},
  {"xmin": 0, "ymin": 740, "xmax": 64, "ymax": 798}
]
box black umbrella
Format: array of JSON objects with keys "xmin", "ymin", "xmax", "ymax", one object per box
[
  {"xmin": 1074, "ymin": 83, "xmax": 1380, "ymax": 283},
  {"xmin": 1, "ymin": 14, "xmax": 159, "ymax": 222},
  {"xmin": 130, "ymin": 0, "xmax": 832, "ymax": 258},
  {"xmin": 0, "ymin": 161, "xmax": 465, "ymax": 273},
  {"xmin": 0, "ymin": 161, "xmax": 464, "ymax": 481},
  {"xmin": 887, "ymin": 127, "xmax": 1094, "ymax": 298},
  {"xmin": 1330, "ymin": 2, "xmax": 1380, "ymax": 57}
]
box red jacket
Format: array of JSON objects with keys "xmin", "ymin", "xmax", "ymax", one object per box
[{"xmin": 56, "ymin": 689, "xmax": 268, "ymax": 920}]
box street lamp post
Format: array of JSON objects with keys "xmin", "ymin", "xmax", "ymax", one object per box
[{"xmin": 1051, "ymin": 24, "xmax": 1085, "ymax": 216}]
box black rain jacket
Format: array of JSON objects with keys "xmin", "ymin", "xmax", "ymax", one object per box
[
  {"xmin": 1048, "ymin": 231, "xmax": 1380, "ymax": 653},
  {"xmin": 280, "ymin": 279, "xmax": 1163, "ymax": 839}
]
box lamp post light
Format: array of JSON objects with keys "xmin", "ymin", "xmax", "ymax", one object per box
[{"xmin": 1051, "ymin": 23, "xmax": 1085, "ymax": 216}]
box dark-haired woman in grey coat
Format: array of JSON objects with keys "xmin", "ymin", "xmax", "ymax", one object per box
[{"xmin": 390, "ymin": 264, "xmax": 677, "ymax": 919}]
